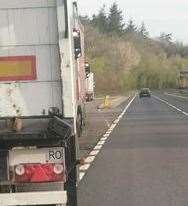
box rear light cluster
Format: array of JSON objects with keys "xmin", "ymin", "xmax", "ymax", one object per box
[{"xmin": 13, "ymin": 163, "xmax": 66, "ymax": 183}]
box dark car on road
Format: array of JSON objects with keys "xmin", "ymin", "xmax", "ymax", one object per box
[{"xmin": 139, "ymin": 88, "xmax": 151, "ymax": 98}]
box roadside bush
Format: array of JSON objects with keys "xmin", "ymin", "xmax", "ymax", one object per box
[{"xmin": 83, "ymin": 11, "xmax": 188, "ymax": 94}]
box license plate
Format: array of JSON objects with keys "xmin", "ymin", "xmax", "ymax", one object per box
[
  {"xmin": 9, "ymin": 147, "xmax": 65, "ymax": 166},
  {"xmin": 46, "ymin": 148, "xmax": 65, "ymax": 163}
]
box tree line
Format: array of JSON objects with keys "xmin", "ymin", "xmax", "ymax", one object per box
[
  {"xmin": 83, "ymin": 3, "xmax": 149, "ymax": 38},
  {"xmin": 82, "ymin": 2, "xmax": 188, "ymax": 94}
]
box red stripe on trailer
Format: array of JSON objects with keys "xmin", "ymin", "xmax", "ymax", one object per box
[{"xmin": 0, "ymin": 56, "xmax": 37, "ymax": 81}]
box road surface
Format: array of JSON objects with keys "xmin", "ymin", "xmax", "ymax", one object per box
[
  {"xmin": 78, "ymin": 92, "xmax": 188, "ymax": 206},
  {"xmin": 80, "ymin": 96, "xmax": 129, "ymax": 157}
]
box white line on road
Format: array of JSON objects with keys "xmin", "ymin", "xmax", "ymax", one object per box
[
  {"xmin": 103, "ymin": 134, "xmax": 110, "ymax": 138},
  {"xmin": 165, "ymin": 92, "xmax": 188, "ymax": 99},
  {"xmin": 153, "ymin": 95, "xmax": 188, "ymax": 116},
  {"xmin": 89, "ymin": 150, "xmax": 100, "ymax": 156},
  {"xmin": 79, "ymin": 172, "xmax": 85, "ymax": 180},
  {"xmin": 100, "ymin": 137, "xmax": 108, "ymax": 141},
  {"xmin": 93, "ymin": 145, "xmax": 103, "ymax": 150},
  {"xmin": 97, "ymin": 140, "xmax": 106, "ymax": 145},
  {"xmin": 113, "ymin": 119, "xmax": 119, "ymax": 124},
  {"xmin": 84, "ymin": 156, "xmax": 96, "ymax": 164},
  {"xmin": 80, "ymin": 163, "xmax": 91, "ymax": 171},
  {"xmin": 79, "ymin": 94, "xmax": 137, "ymax": 182}
]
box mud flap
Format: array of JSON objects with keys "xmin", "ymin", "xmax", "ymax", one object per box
[{"xmin": 0, "ymin": 150, "xmax": 8, "ymax": 181}]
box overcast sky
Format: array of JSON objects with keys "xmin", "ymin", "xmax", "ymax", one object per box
[{"xmin": 78, "ymin": 0, "xmax": 188, "ymax": 44}]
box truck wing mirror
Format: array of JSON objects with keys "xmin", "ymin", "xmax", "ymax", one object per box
[{"xmin": 73, "ymin": 29, "xmax": 82, "ymax": 59}]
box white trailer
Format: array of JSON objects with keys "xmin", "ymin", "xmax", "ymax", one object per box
[
  {"xmin": 0, "ymin": 0, "xmax": 86, "ymax": 205},
  {"xmin": 85, "ymin": 63, "xmax": 95, "ymax": 102},
  {"xmin": 86, "ymin": 72, "xmax": 95, "ymax": 102}
]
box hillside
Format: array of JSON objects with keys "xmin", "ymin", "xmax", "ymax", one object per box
[{"xmin": 82, "ymin": 3, "xmax": 188, "ymax": 94}]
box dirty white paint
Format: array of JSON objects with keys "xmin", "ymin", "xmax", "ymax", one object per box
[
  {"xmin": 0, "ymin": 1, "xmax": 64, "ymax": 117},
  {"xmin": 0, "ymin": 191, "xmax": 67, "ymax": 206},
  {"xmin": 0, "ymin": 0, "xmax": 80, "ymax": 118}
]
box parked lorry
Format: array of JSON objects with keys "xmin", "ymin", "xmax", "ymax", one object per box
[{"xmin": 0, "ymin": 0, "xmax": 86, "ymax": 205}]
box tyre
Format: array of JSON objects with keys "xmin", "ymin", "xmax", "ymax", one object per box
[{"xmin": 76, "ymin": 109, "xmax": 83, "ymax": 138}]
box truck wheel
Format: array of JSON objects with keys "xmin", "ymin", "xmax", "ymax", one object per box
[{"xmin": 76, "ymin": 109, "xmax": 82, "ymax": 138}]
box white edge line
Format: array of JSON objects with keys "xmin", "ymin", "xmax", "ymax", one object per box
[
  {"xmin": 85, "ymin": 156, "xmax": 96, "ymax": 164},
  {"xmin": 94, "ymin": 145, "xmax": 103, "ymax": 150},
  {"xmin": 97, "ymin": 141, "xmax": 106, "ymax": 146},
  {"xmin": 79, "ymin": 94, "xmax": 137, "ymax": 182},
  {"xmin": 165, "ymin": 92, "xmax": 188, "ymax": 99},
  {"xmin": 103, "ymin": 134, "xmax": 110, "ymax": 138},
  {"xmin": 80, "ymin": 163, "xmax": 90, "ymax": 171},
  {"xmin": 89, "ymin": 150, "xmax": 100, "ymax": 156},
  {"xmin": 79, "ymin": 172, "xmax": 85, "ymax": 181},
  {"xmin": 100, "ymin": 137, "xmax": 108, "ymax": 141},
  {"xmin": 153, "ymin": 95, "xmax": 188, "ymax": 116}
]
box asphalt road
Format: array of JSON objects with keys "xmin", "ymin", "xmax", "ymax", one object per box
[
  {"xmin": 79, "ymin": 97, "xmax": 129, "ymax": 157},
  {"xmin": 78, "ymin": 92, "xmax": 188, "ymax": 206}
]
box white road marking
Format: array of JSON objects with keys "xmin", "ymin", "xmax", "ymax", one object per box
[
  {"xmin": 80, "ymin": 163, "xmax": 90, "ymax": 171},
  {"xmin": 182, "ymin": 111, "xmax": 188, "ymax": 116},
  {"xmin": 153, "ymin": 95, "xmax": 188, "ymax": 116},
  {"xmin": 85, "ymin": 156, "xmax": 96, "ymax": 164},
  {"xmin": 89, "ymin": 150, "xmax": 100, "ymax": 156},
  {"xmin": 114, "ymin": 119, "xmax": 119, "ymax": 124},
  {"xmin": 94, "ymin": 145, "xmax": 103, "ymax": 150},
  {"xmin": 79, "ymin": 94, "xmax": 137, "ymax": 181},
  {"xmin": 97, "ymin": 140, "xmax": 106, "ymax": 145},
  {"xmin": 100, "ymin": 137, "xmax": 108, "ymax": 141},
  {"xmin": 96, "ymin": 143, "xmax": 104, "ymax": 147},
  {"xmin": 109, "ymin": 124, "xmax": 116, "ymax": 130},
  {"xmin": 106, "ymin": 131, "xmax": 111, "ymax": 134},
  {"xmin": 103, "ymin": 134, "xmax": 110, "ymax": 138},
  {"xmin": 79, "ymin": 172, "xmax": 85, "ymax": 180},
  {"xmin": 165, "ymin": 92, "xmax": 188, "ymax": 99}
]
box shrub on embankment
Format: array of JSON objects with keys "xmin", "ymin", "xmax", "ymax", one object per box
[{"xmin": 82, "ymin": 2, "xmax": 188, "ymax": 95}]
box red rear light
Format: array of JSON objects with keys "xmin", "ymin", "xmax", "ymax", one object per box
[{"xmin": 13, "ymin": 163, "xmax": 66, "ymax": 183}]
